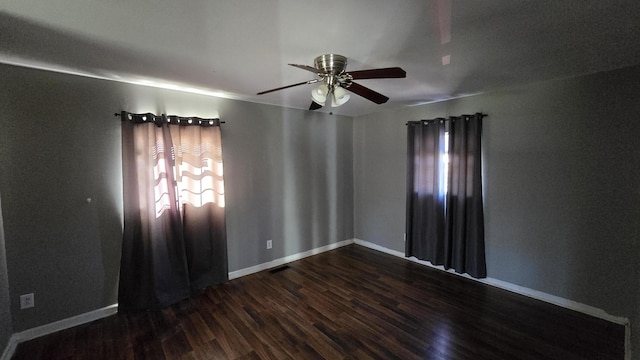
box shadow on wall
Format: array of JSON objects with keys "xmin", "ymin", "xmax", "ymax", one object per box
[
  {"xmin": 0, "ymin": 12, "xmax": 218, "ymax": 92},
  {"xmin": 0, "ymin": 64, "xmax": 126, "ymax": 330},
  {"xmin": 222, "ymin": 105, "xmax": 353, "ymax": 267},
  {"xmin": 558, "ymin": 71, "xmax": 640, "ymax": 318},
  {"xmin": 476, "ymin": 71, "xmax": 640, "ymax": 355},
  {"xmin": 281, "ymin": 111, "xmax": 347, "ymax": 255}
]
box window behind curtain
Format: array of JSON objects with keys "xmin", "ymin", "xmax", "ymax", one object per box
[
  {"xmin": 119, "ymin": 113, "xmax": 228, "ymax": 311},
  {"xmin": 406, "ymin": 114, "xmax": 486, "ymax": 278}
]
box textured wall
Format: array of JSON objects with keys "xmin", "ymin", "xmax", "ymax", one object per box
[
  {"xmin": 0, "ymin": 63, "xmax": 353, "ymax": 332},
  {"xmin": 354, "ymin": 64, "xmax": 640, "ymax": 356}
]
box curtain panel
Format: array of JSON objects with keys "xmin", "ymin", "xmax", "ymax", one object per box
[
  {"xmin": 118, "ymin": 112, "xmax": 228, "ymax": 311},
  {"xmin": 406, "ymin": 113, "xmax": 486, "ymax": 278}
]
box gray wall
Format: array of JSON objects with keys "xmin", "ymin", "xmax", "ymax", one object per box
[
  {"xmin": 0, "ymin": 63, "xmax": 353, "ymax": 333},
  {"xmin": 354, "ymin": 64, "xmax": 640, "ymax": 356},
  {"xmin": 0, "ymin": 66, "xmax": 124, "ymax": 332},
  {"xmin": 0, "ymin": 194, "xmax": 13, "ymax": 356},
  {"xmin": 221, "ymin": 102, "xmax": 354, "ymax": 271},
  {"xmin": 3, "ymin": 58, "xmax": 639, "ymax": 356}
]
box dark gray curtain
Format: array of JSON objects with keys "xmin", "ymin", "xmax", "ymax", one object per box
[
  {"xmin": 118, "ymin": 112, "xmax": 228, "ymax": 311},
  {"xmin": 405, "ymin": 119, "xmax": 447, "ymax": 264},
  {"xmin": 406, "ymin": 113, "xmax": 486, "ymax": 278}
]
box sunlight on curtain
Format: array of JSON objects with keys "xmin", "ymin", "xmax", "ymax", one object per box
[
  {"xmin": 412, "ymin": 120, "xmax": 446, "ymax": 196},
  {"xmin": 414, "ymin": 154, "xmax": 438, "ymax": 195},
  {"xmin": 131, "ymin": 127, "xmax": 174, "ymax": 218},
  {"xmin": 440, "ymin": 132, "xmax": 450, "ymax": 197},
  {"xmin": 171, "ymin": 126, "xmax": 225, "ymax": 211},
  {"xmin": 119, "ymin": 112, "xmax": 228, "ymax": 311},
  {"xmin": 142, "ymin": 125, "xmax": 225, "ymax": 218}
]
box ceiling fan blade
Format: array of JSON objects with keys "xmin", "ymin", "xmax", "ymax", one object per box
[
  {"xmin": 348, "ymin": 67, "xmax": 406, "ymax": 80},
  {"xmin": 345, "ymin": 82, "xmax": 389, "ymax": 104},
  {"xmin": 289, "ymin": 63, "xmax": 319, "ymax": 73},
  {"xmin": 309, "ymin": 101, "xmax": 323, "ymax": 110},
  {"xmin": 256, "ymin": 80, "xmax": 316, "ymax": 95}
]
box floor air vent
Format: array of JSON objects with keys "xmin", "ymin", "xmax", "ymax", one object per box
[{"xmin": 269, "ymin": 265, "xmax": 290, "ymax": 274}]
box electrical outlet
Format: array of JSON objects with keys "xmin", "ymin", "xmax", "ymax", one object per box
[
  {"xmin": 266, "ymin": 240, "xmax": 272, "ymax": 249},
  {"xmin": 20, "ymin": 293, "xmax": 34, "ymax": 309}
]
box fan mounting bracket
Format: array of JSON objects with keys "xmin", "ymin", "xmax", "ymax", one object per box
[
  {"xmin": 314, "ymin": 54, "xmax": 348, "ymax": 76},
  {"xmin": 338, "ymin": 73, "xmax": 353, "ymax": 88}
]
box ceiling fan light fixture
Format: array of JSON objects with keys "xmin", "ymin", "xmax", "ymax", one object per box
[
  {"xmin": 257, "ymin": 54, "xmax": 406, "ymax": 110},
  {"xmin": 311, "ymin": 84, "xmax": 328, "ymax": 105},
  {"xmin": 331, "ymin": 86, "xmax": 350, "ymax": 107}
]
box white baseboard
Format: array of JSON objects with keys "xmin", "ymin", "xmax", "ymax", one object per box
[
  {"xmin": 0, "ymin": 334, "xmax": 18, "ymax": 360},
  {"xmin": 229, "ymin": 239, "xmax": 354, "ymax": 280},
  {"xmin": 354, "ymin": 238, "xmax": 406, "ymax": 258},
  {"xmin": 1, "ymin": 239, "xmax": 356, "ymax": 359},
  {"xmin": 1, "ymin": 304, "xmax": 118, "ymax": 360},
  {"xmin": 353, "ymin": 238, "xmax": 628, "ymax": 324},
  {"xmin": 3, "ymin": 239, "xmax": 630, "ymax": 360},
  {"xmin": 15, "ymin": 304, "xmax": 119, "ymax": 343},
  {"xmin": 353, "ymin": 238, "xmax": 631, "ymax": 360}
]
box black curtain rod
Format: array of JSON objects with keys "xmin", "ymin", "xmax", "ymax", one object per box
[
  {"xmin": 114, "ymin": 112, "xmax": 225, "ymax": 124},
  {"xmin": 405, "ymin": 113, "xmax": 487, "ymax": 126}
]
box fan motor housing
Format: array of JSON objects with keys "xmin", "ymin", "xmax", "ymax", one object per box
[{"xmin": 314, "ymin": 54, "xmax": 347, "ymax": 75}]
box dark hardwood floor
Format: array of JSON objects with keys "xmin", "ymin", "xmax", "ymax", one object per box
[{"xmin": 12, "ymin": 244, "xmax": 624, "ymax": 359}]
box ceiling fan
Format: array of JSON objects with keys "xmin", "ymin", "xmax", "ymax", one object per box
[{"xmin": 257, "ymin": 54, "xmax": 406, "ymax": 110}]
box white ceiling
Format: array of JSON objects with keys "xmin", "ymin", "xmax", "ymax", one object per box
[{"xmin": 2, "ymin": 0, "xmax": 640, "ymax": 117}]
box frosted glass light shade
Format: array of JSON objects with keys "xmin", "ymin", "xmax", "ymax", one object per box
[
  {"xmin": 331, "ymin": 86, "xmax": 351, "ymax": 107},
  {"xmin": 311, "ymin": 84, "xmax": 328, "ymax": 105}
]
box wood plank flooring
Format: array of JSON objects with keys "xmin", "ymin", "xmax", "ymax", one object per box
[{"xmin": 12, "ymin": 244, "xmax": 624, "ymax": 359}]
